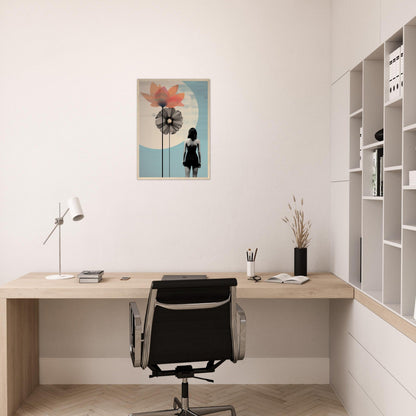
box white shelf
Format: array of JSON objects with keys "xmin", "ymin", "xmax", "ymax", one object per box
[
  {"xmin": 403, "ymin": 123, "xmax": 416, "ymax": 132},
  {"xmin": 385, "ymin": 97, "xmax": 402, "ymax": 108},
  {"xmin": 348, "ymin": 23, "xmax": 416, "ymax": 330},
  {"xmin": 350, "ymin": 108, "xmax": 363, "ymax": 118},
  {"xmin": 384, "ymin": 239, "xmax": 402, "ymax": 248},
  {"xmin": 384, "ymin": 165, "xmax": 402, "ymax": 171},
  {"xmin": 363, "ymin": 196, "xmax": 383, "ymax": 201},
  {"xmin": 362, "ymin": 141, "xmax": 384, "ymax": 150}
]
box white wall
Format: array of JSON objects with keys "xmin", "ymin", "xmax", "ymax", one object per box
[
  {"xmin": 0, "ymin": 0, "xmax": 332, "ymax": 383},
  {"xmin": 0, "ymin": 0, "xmax": 331, "ymax": 282}
]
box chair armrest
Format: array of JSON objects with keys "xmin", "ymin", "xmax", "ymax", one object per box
[
  {"xmin": 129, "ymin": 302, "xmax": 142, "ymax": 368},
  {"xmin": 236, "ymin": 303, "xmax": 246, "ymax": 360}
]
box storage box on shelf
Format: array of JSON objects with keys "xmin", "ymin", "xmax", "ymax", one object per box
[{"xmin": 348, "ymin": 17, "xmax": 416, "ymax": 327}]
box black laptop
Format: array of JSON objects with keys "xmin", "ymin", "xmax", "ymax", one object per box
[{"xmin": 162, "ymin": 274, "xmax": 207, "ymax": 281}]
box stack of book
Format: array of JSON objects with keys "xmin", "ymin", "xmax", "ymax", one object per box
[
  {"xmin": 371, "ymin": 148, "xmax": 384, "ymax": 197},
  {"xmin": 389, "ymin": 45, "xmax": 404, "ymax": 101},
  {"xmin": 78, "ymin": 270, "xmax": 104, "ymax": 283}
]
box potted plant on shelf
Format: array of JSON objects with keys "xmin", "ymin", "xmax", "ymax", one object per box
[{"xmin": 282, "ymin": 196, "xmax": 311, "ymax": 276}]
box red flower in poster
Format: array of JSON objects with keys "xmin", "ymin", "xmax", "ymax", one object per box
[{"xmin": 141, "ymin": 82, "xmax": 184, "ymax": 108}]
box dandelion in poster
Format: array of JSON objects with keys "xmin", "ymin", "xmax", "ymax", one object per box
[{"xmin": 137, "ymin": 79, "xmax": 210, "ymax": 179}]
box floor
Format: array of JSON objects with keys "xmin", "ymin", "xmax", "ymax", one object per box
[{"xmin": 15, "ymin": 384, "xmax": 348, "ymax": 416}]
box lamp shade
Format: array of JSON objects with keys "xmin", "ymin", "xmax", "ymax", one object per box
[{"xmin": 68, "ymin": 197, "xmax": 84, "ymax": 221}]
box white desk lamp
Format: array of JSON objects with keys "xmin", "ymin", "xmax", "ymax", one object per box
[{"xmin": 43, "ymin": 197, "xmax": 84, "ymax": 280}]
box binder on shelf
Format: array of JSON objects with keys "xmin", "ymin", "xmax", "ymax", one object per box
[
  {"xmin": 389, "ymin": 51, "xmax": 394, "ymax": 100},
  {"xmin": 371, "ymin": 150, "xmax": 378, "ymax": 196},
  {"xmin": 400, "ymin": 44, "xmax": 404, "ymax": 95},
  {"xmin": 389, "ymin": 47, "xmax": 401, "ymax": 101},
  {"xmin": 389, "ymin": 50, "xmax": 396, "ymax": 100},
  {"xmin": 378, "ymin": 148, "xmax": 383, "ymax": 196},
  {"xmin": 395, "ymin": 46, "xmax": 401, "ymax": 99},
  {"xmin": 370, "ymin": 148, "xmax": 383, "ymax": 197}
]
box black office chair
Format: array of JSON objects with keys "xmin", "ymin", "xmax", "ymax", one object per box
[{"xmin": 129, "ymin": 278, "xmax": 246, "ymax": 416}]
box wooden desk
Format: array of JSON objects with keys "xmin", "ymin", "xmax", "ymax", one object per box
[{"xmin": 0, "ymin": 272, "xmax": 353, "ymax": 416}]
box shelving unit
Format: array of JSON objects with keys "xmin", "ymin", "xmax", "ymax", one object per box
[{"xmin": 348, "ymin": 20, "xmax": 416, "ymax": 327}]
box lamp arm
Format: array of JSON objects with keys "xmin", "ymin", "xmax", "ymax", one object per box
[{"xmin": 42, "ymin": 208, "xmax": 70, "ymax": 245}]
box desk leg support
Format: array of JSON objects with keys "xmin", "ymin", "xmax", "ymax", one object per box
[{"xmin": 0, "ymin": 298, "xmax": 39, "ymax": 416}]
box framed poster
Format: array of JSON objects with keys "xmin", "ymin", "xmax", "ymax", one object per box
[{"xmin": 137, "ymin": 79, "xmax": 210, "ymax": 179}]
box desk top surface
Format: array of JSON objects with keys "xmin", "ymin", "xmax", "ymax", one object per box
[{"xmin": 0, "ymin": 272, "xmax": 354, "ymax": 299}]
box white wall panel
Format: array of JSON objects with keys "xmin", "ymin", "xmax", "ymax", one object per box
[
  {"xmin": 330, "ymin": 300, "xmax": 383, "ymax": 416},
  {"xmin": 348, "ymin": 332, "xmax": 416, "ymax": 416},
  {"xmin": 381, "ymin": 0, "xmax": 416, "ymax": 40},
  {"xmin": 350, "ymin": 300, "xmax": 416, "ymax": 398},
  {"xmin": 331, "ymin": 0, "xmax": 380, "ymax": 82},
  {"xmin": 330, "ymin": 181, "xmax": 349, "ymax": 281},
  {"xmin": 330, "ymin": 300, "xmax": 416, "ymax": 415},
  {"xmin": 331, "ymin": 73, "xmax": 350, "ymax": 181}
]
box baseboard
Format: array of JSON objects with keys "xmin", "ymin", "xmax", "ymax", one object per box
[{"xmin": 39, "ymin": 357, "xmax": 329, "ymax": 384}]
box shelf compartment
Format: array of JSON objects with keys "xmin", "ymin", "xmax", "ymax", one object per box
[
  {"xmin": 402, "ymin": 131, "xmax": 416, "ymax": 186},
  {"xmin": 384, "ymin": 303, "xmax": 401, "ymax": 314},
  {"xmin": 402, "ymin": 229, "xmax": 416, "ymax": 316},
  {"xmin": 362, "ymin": 145, "xmax": 384, "ymax": 198},
  {"xmin": 350, "ymin": 117, "xmax": 362, "ymax": 170},
  {"xmin": 384, "ymin": 106, "xmax": 402, "ymax": 167},
  {"xmin": 384, "ymin": 34, "xmax": 403, "ymax": 105},
  {"xmin": 366, "ymin": 290, "xmax": 383, "ymax": 303},
  {"xmin": 384, "ymin": 170, "xmax": 402, "ymax": 242},
  {"xmin": 403, "ymin": 24, "xmax": 416, "ymax": 127},
  {"xmin": 350, "ymin": 63, "xmax": 363, "ymax": 114},
  {"xmin": 403, "ymin": 184, "xmax": 416, "ymax": 227},
  {"xmin": 362, "ymin": 141, "xmax": 384, "ymax": 150},
  {"xmin": 349, "ymin": 173, "xmax": 362, "ymax": 288},
  {"xmin": 362, "ymin": 200, "xmax": 383, "ymax": 294},
  {"xmin": 384, "ymin": 165, "xmax": 402, "ymax": 171},
  {"xmin": 363, "ymin": 57, "xmax": 384, "ymax": 147},
  {"xmin": 383, "ymin": 244, "xmax": 401, "ymax": 306}
]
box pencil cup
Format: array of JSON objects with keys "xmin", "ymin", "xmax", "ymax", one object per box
[{"xmin": 247, "ymin": 261, "xmax": 255, "ymax": 278}]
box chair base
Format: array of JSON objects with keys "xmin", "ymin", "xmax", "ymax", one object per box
[{"xmin": 130, "ymin": 396, "xmax": 236, "ymax": 416}]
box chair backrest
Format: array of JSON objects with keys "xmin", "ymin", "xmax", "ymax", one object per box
[{"xmin": 141, "ymin": 278, "xmax": 238, "ymax": 368}]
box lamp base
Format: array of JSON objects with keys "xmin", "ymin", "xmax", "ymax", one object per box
[{"xmin": 45, "ymin": 274, "xmax": 74, "ymax": 280}]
